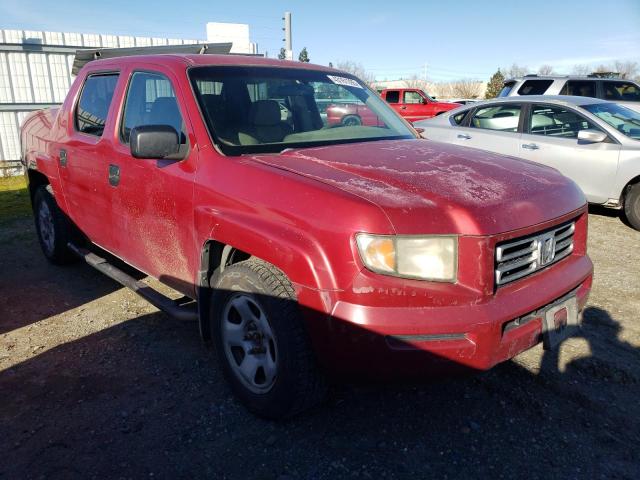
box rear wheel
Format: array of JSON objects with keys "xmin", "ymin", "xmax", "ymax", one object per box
[
  {"xmin": 341, "ymin": 115, "xmax": 362, "ymax": 127},
  {"xmin": 623, "ymin": 183, "xmax": 640, "ymax": 231},
  {"xmin": 210, "ymin": 258, "xmax": 326, "ymax": 418},
  {"xmin": 33, "ymin": 186, "xmax": 75, "ymax": 264}
]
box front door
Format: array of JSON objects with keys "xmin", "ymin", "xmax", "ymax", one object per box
[
  {"xmin": 109, "ymin": 67, "xmax": 198, "ymax": 296},
  {"xmin": 518, "ymin": 103, "xmax": 621, "ymax": 203},
  {"xmin": 401, "ymin": 90, "xmax": 430, "ymax": 122}
]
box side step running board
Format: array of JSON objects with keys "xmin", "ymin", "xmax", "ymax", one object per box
[{"xmin": 68, "ymin": 243, "xmax": 198, "ymax": 322}]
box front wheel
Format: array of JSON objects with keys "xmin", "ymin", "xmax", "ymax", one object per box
[
  {"xmin": 210, "ymin": 259, "xmax": 326, "ymax": 418},
  {"xmin": 623, "ymin": 183, "xmax": 640, "ymax": 231}
]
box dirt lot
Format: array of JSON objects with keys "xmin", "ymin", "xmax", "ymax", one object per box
[{"xmin": 1, "ymin": 181, "xmax": 639, "ymax": 479}]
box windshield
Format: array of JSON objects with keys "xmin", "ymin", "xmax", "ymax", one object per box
[
  {"xmin": 582, "ymin": 103, "xmax": 640, "ymax": 140},
  {"xmin": 189, "ymin": 66, "xmax": 414, "ymax": 155}
]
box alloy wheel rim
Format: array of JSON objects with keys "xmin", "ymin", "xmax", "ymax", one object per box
[{"xmin": 221, "ymin": 294, "xmax": 278, "ymax": 394}]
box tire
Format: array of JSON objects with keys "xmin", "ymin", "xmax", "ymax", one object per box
[
  {"xmin": 210, "ymin": 258, "xmax": 326, "ymax": 418},
  {"xmin": 623, "ymin": 182, "xmax": 640, "ymax": 231},
  {"xmin": 33, "ymin": 186, "xmax": 75, "ymax": 264},
  {"xmin": 341, "ymin": 115, "xmax": 362, "ymax": 127}
]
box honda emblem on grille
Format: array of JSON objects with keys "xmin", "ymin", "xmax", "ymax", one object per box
[{"xmin": 538, "ymin": 233, "xmax": 556, "ymax": 265}]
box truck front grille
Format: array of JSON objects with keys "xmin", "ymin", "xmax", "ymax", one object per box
[{"xmin": 495, "ymin": 222, "xmax": 575, "ymax": 286}]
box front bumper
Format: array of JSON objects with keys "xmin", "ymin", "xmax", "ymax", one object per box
[{"xmin": 305, "ymin": 254, "xmax": 593, "ymax": 377}]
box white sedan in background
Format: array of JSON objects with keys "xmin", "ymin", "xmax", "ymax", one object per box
[{"xmin": 415, "ymin": 96, "xmax": 640, "ymax": 230}]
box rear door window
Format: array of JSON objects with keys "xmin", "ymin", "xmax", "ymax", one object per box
[
  {"xmin": 517, "ymin": 80, "xmax": 553, "ymax": 95},
  {"xmin": 560, "ymin": 80, "xmax": 597, "ymax": 98},
  {"xmin": 470, "ymin": 104, "xmax": 521, "ymax": 132},
  {"xmin": 385, "ymin": 90, "xmax": 400, "ymax": 103},
  {"xmin": 75, "ymin": 73, "xmax": 119, "ymax": 136},
  {"xmin": 528, "ymin": 104, "xmax": 600, "ymax": 138},
  {"xmin": 121, "ymin": 71, "xmax": 185, "ymax": 144},
  {"xmin": 602, "ymin": 81, "xmax": 640, "ymax": 102}
]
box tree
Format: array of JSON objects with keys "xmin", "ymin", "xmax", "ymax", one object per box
[
  {"xmin": 298, "ymin": 47, "xmax": 310, "ymax": 63},
  {"xmin": 571, "ymin": 64, "xmax": 591, "ymax": 76},
  {"xmin": 504, "ymin": 63, "xmax": 529, "ymax": 78},
  {"xmin": 277, "ymin": 48, "xmax": 286, "ymax": 60},
  {"xmin": 613, "ymin": 60, "xmax": 638, "ymax": 79},
  {"xmin": 335, "ymin": 60, "xmax": 375, "ymax": 85},
  {"xmin": 537, "ymin": 64, "xmax": 555, "ymax": 75},
  {"xmin": 485, "ymin": 69, "xmax": 505, "ymax": 99},
  {"xmin": 403, "ymin": 74, "xmax": 425, "ymax": 89},
  {"xmin": 328, "ymin": 62, "xmax": 333, "ymax": 68},
  {"xmin": 450, "ymin": 80, "xmax": 483, "ymax": 99}
]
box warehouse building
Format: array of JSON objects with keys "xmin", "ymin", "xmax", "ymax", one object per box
[{"xmin": 0, "ymin": 23, "xmax": 257, "ymax": 175}]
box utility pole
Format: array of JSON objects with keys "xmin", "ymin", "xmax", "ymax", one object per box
[{"xmin": 282, "ymin": 11, "xmax": 292, "ymax": 60}]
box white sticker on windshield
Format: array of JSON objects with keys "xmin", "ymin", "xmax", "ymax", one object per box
[{"xmin": 327, "ymin": 75, "xmax": 362, "ymax": 88}]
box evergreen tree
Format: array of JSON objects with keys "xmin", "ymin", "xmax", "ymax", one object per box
[
  {"xmin": 485, "ymin": 69, "xmax": 505, "ymax": 99},
  {"xmin": 278, "ymin": 48, "xmax": 286, "ymax": 60},
  {"xmin": 298, "ymin": 47, "xmax": 310, "ymax": 63}
]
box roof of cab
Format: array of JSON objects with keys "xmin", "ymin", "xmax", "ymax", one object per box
[{"xmin": 81, "ymin": 53, "xmax": 339, "ymax": 74}]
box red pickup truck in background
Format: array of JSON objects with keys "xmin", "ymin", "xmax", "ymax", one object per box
[
  {"xmin": 379, "ymin": 88, "xmax": 461, "ymax": 122},
  {"xmin": 21, "ymin": 53, "xmax": 592, "ymax": 418}
]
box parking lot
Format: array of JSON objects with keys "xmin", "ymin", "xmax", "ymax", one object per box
[{"xmin": 0, "ymin": 187, "xmax": 638, "ymax": 479}]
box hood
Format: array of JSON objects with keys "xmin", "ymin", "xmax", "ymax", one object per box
[{"xmin": 249, "ymin": 139, "xmax": 586, "ymax": 236}]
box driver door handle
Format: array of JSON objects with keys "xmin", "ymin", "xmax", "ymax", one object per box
[
  {"xmin": 457, "ymin": 133, "xmax": 471, "ymax": 140},
  {"xmin": 400, "ymin": 106, "xmax": 407, "ymax": 110},
  {"xmin": 522, "ymin": 143, "xmax": 539, "ymax": 150}
]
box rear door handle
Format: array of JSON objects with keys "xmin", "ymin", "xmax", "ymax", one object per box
[
  {"xmin": 400, "ymin": 106, "xmax": 407, "ymax": 110},
  {"xmin": 522, "ymin": 143, "xmax": 539, "ymax": 150},
  {"xmin": 457, "ymin": 133, "xmax": 471, "ymax": 140},
  {"xmin": 59, "ymin": 149, "xmax": 67, "ymax": 167},
  {"xmin": 108, "ymin": 164, "xmax": 120, "ymax": 187}
]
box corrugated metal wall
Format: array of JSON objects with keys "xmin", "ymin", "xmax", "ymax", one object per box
[{"xmin": 0, "ymin": 29, "xmax": 204, "ymax": 175}]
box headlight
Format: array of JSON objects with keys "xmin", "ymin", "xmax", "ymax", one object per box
[{"xmin": 356, "ymin": 234, "xmax": 457, "ymax": 282}]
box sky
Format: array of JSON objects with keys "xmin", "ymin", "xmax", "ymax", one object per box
[{"xmin": 1, "ymin": 0, "xmax": 639, "ymax": 81}]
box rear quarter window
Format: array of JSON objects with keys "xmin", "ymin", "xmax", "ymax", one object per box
[
  {"xmin": 517, "ymin": 80, "xmax": 553, "ymax": 95},
  {"xmin": 498, "ymin": 81, "xmax": 516, "ymax": 97},
  {"xmin": 451, "ymin": 110, "xmax": 469, "ymax": 125}
]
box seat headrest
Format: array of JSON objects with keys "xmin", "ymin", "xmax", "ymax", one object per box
[
  {"xmin": 249, "ymin": 100, "xmax": 281, "ymax": 126},
  {"xmin": 150, "ymin": 97, "xmax": 180, "ymax": 125}
]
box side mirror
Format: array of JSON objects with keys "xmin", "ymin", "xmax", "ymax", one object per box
[
  {"xmin": 577, "ymin": 129, "xmax": 607, "ymax": 144},
  {"xmin": 422, "ymin": 97, "xmax": 430, "ymax": 104},
  {"xmin": 130, "ymin": 125, "xmax": 180, "ymax": 159}
]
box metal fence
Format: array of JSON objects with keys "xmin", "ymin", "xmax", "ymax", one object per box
[{"xmin": 0, "ymin": 29, "xmax": 205, "ymax": 176}]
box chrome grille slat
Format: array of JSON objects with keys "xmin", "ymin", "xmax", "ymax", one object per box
[{"xmin": 495, "ymin": 221, "xmax": 575, "ymax": 286}]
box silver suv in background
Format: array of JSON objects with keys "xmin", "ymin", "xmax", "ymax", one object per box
[{"xmin": 499, "ymin": 76, "xmax": 640, "ymax": 113}]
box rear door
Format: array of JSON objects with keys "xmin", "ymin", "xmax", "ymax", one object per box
[
  {"xmin": 518, "ymin": 103, "xmax": 621, "ymax": 203},
  {"xmin": 383, "ymin": 89, "xmax": 402, "ymax": 116},
  {"xmin": 109, "ymin": 66, "xmax": 198, "ymax": 296},
  {"xmin": 59, "ymin": 72, "xmax": 120, "ymax": 250},
  {"xmin": 449, "ymin": 102, "xmax": 523, "ymax": 157}
]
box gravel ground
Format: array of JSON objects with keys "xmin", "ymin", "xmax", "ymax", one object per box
[{"xmin": 0, "ymin": 209, "xmax": 639, "ymax": 480}]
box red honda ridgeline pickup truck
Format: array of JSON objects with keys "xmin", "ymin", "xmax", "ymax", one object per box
[{"xmin": 21, "ymin": 54, "xmax": 593, "ymax": 418}]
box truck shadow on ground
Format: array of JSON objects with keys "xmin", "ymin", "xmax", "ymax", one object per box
[{"xmin": 1, "ymin": 291, "xmax": 638, "ymax": 479}]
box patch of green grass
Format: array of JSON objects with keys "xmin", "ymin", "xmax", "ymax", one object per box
[{"xmin": 0, "ymin": 175, "xmax": 31, "ymax": 225}]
